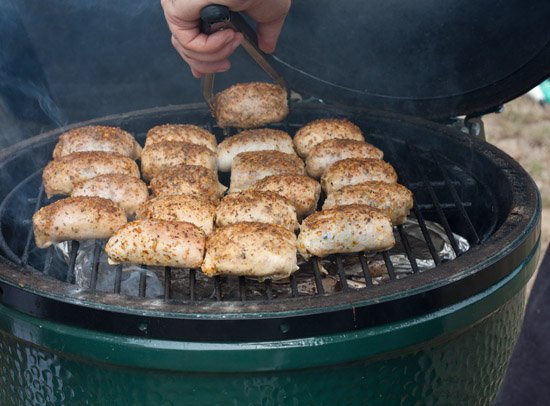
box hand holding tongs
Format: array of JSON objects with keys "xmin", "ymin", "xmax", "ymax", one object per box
[{"xmin": 199, "ymin": 4, "xmax": 286, "ymax": 110}]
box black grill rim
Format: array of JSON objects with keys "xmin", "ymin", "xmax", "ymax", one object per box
[{"xmin": 0, "ymin": 102, "xmax": 541, "ymax": 342}]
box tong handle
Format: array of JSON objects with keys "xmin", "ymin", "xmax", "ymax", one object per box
[
  {"xmin": 200, "ymin": 4, "xmax": 259, "ymax": 48},
  {"xmin": 199, "ymin": 4, "xmax": 286, "ymax": 110}
]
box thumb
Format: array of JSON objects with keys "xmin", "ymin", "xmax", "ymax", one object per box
[{"xmin": 256, "ymin": 17, "xmax": 286, "ymax": 53}]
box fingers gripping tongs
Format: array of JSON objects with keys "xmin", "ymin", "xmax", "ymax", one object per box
[{"xmin": 199, "ymin": 4, "xmax": 286, "ymax": 110}]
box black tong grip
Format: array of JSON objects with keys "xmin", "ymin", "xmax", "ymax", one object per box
[{"xmin": 199, "ymin": 4, "xmax": 259, "ymax": 48}]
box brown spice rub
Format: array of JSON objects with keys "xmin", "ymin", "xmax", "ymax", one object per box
[
  {"xmin": 145, "ymin": 124, "xmax": 217, "ymax": 152},
  {"xmin": 213, "ymin": 82, "xmax": 288, "ymax": 128},
  {"xmin": 297, "ymin": 204, "xmax": 395, "ymax": 259},
  {"xmin": 53, "ymin": 125, "xmax": 142, "ymax": 160},
  {"xmin": 323, "ymin": 181, "xmax": 414, "ymax": 225},
  {"xmin": 321, "ymin": 158, "xmax": 398, "ymax": 194},
  {"xmin": 140, "ymin": 141, "xmax": 217, "ymax": 181},
  {"xmin": 32, "ymin": 196, "xmax": 127, "ymax": 248},
  {"xmin": 251, "ymin": 174, "xmax": 321, "ymax": 218},
  {"xmin": 105, "ymin": 219, "xmax": 205, "ymax": 268},
  {"xmin": 149, "ymin": 164, "xmax": 226, "ymax": 201},
  {"xmin": 136, "ymin": 194, "xmax": 217, "ymax": 235},
  {"xmin": 71, "ymin": 174, "xmax": 149, "ymax": 217},
  {"xmin": 202, "ymin": 222, "xmax": 297, "ymax": 279},
  {"xmin": 217, "ymin": 128, "xmax": 295, "ymax": 172},
  {"xmin": 215, "ymin": 190, "xmax": 298, "ymax": 231},
  {"xmin": 229, "ymin": 150, "xmax": 305, "ymax": 193},
  {"xmin": 293, "ymin": 118, "xmax": 364, "ymax": 158},
  {"xmin": 219, "ymin": 128, "xmax": 292, "ymax": 149},
  {"xmin": 43, "ymin": 151, "xmax": 141, "ymax": 198},
  {"xmin": 306, "ymin": 139, "xmax": 384, "ymax": 179}
]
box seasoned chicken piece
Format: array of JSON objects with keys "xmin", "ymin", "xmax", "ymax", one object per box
[
  {"xmin": 306, "ymin": 139, "xmax": 384, "ymax": 179},
  {"xmin": 321, "ymin": 158, "xmax": 398, "ymax": 194},
  {"xmin": 251, "ymin": 175, "xmax": 321, "ymax": 219},
  {"xmin": 145, "ymin": 124, "xmax": 217, "ymax": 152},
  {"xmin": 141, "ymin": 141, "xmax": 217, "ymax": 181},
  {"xmin": 297, "ymin": 204, "xmax": 395, "ymax": 259},
  {"xmin": 33, "ymin": 197, "xmax": 127, "ymax": 248},
  {"xmin": 150, "ymin": 164, "xmax": 227, "ymax": 200},
  {"xmin": 229, "ymin": 150, "xmax": 305, "ymax": 193},
  {"xmin": 136, "ymin": 194, "xmax": 216, "ymax": 235},
  {"xmin": 71, "ymin": 174, "xmax": 148, "ymax": 217},
  {"xmin": 105, "ymin": 219, "xmax": 205, "ymax": 268},
  {"xmin": 217, "ymin": 128, "xmax": 295, "ymax": 172},
  {"xmin": 323, "ymin": 182, "xmax": 413, "ymax": 225},
  {"xmin": 43, "ymin": 151, "xmax": 140, "ymax": 198},
  {"xmin": 216, "ymin": 190, "xmax": 299, "ymax": 231},
  {"xmin": 52, "ymin": 125, "xmax": 142, "ymax": 160},
  {"xmin": 213, "ymin": 82, "xmax": 288, "ymax": 128},
  {"xmin": 202, "ymin": 222, "xmax": 298, "ymax": 279},
  {"xmin": 293, "ymin": 118, "xmax": 365, "ymax": 158}
]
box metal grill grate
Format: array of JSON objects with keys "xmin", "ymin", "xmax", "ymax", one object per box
[{"xmin": 0, "ymin": 116, "xmax": 489, "ymax": 304}]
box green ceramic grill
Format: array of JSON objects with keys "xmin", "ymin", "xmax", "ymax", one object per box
[
  {"xmin": 0, "ymin": 102, "xmax": 541, "ymax": 404},
  {"xmin": 0, "ymin": 0, "xmax": 548, "ymax": 404}
]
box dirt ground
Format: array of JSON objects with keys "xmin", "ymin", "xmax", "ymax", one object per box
[{"xmin": 484, "ymin": 95, "xmax": 550, "ymax": 270}]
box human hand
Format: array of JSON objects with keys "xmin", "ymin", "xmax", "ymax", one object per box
[{"xmin": 161, "ymin": 0, "xmax": 291, "ymax": 78}]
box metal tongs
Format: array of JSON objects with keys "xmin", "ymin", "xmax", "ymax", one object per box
[{"xmin": 199, "ymin": 4, "xmax": 286, "ymax": 110}]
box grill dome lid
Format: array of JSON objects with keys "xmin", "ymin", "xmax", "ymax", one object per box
[{"xmin": 271, "ymin": 0, "xmax": 550, "ymax": 118}]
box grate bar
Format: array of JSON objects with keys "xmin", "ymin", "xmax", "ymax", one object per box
[
  {"xmin": 380, "ymin": 137, "xmax": 442, "ymax": 264},
  {"xmin": 434, "ymin": 158, "xmax": 481, "ymax": 245},
  {"xmin": 265, "ymin": 279, "xmax": 273, "ymax": 300},
  {"xmin": 138, "ymin": 271, "xmax": 147, "ymax": 297},
  {"xmin": 311, "ymin": 259, "xmax": 325, "ymax": 295},
  {"xmin": 238, "ymin": 276, "xmax": 246, "ymax": 301},
  {"xmin": 397, "ymin": 225, "xmax": 419, "ymax": 273},
  {"xmin": 282, "ymin": 114, "xmax": 292, "ymax": 134},
  {"xmin": 412, "ymin": 205, "xmax": 441, "ymax": 265},
  {"xmin": 189, "ymin": 269, "xmax": 197, "ymax": 301},
  {"xmin": 218, "ymin": 126, "xmax": 237, "ymax": 137},
  {"xmin": 416, "ymin": 202, "xmax": 472, "ymax": 210},
  {"xmin": 43, "ymin": 246, "xmax": 54, "ymax": 276},
  {"xmin": 402, "ymin": 142, "xmax": 461, "ymax": 255},
  {"xmin": 416, "ymin": 168, "xmax": 461, "ymax": 255},
  {"xmin": 289, "ymin": 274, "xmax": 299, "ymax": 297},
  {"xmin": 406, "ymin": 180, "xmax": 467, "ymax": 190},
  {"xmin": 20, "ymin": 183, "xmax": 45, "ymax": 266},
  {"xmin": 335, "ymin": 256, "xmax": 349, "ymax": 291},
  {"xmin": 0, "ymin": 169, "xmax": 42, "ymax": 264},
  {"xmin": 114, "ymin": 265, "xmax": 123, "ymax": 294},
  {"xmin": 358, "ymin": 254, "xmax": 373, "ymax": 286},
  {"xmin": 164, "ymin": 267, "xmax": 172, "ymax": 300},
  {"xmin": 89, "ymin": 240, "xmax": 102, "ymax": 291},
  {"xmin": 214, "ymin": 276, "xmax": 222, "ymax": 301},
  {"xmin": 66, "ymin": 240, "xmax": 80, "ymax": 284},
  {"xmin": 382, "ymin": 251, "xmax": 396, "ymax": 280}
]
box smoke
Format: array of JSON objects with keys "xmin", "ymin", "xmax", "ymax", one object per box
[
  {"xmin": 0, "ymin": 74, "xmax": 67, "ymax": 129},
  {"xmin": 48, "ymin": 0, "xmax": 152, "ymax": 17},
  {"xmin": 0, "ymin": 0, "xmax": 68, "ymax": 147}
]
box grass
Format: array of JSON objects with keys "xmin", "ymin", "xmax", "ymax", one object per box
[{"xmin": 485, "ymin": 95, "xmax": 550, "ymax": 264}]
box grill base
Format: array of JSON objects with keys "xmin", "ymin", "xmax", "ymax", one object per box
[{"xmin": 0, "ymin": 265, "xmax": 533, "ymax": 404}]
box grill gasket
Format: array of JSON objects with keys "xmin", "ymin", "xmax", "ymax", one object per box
[{"xmin": 0, "ymin": 102, "xmax": 540, "ymax": 342}]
